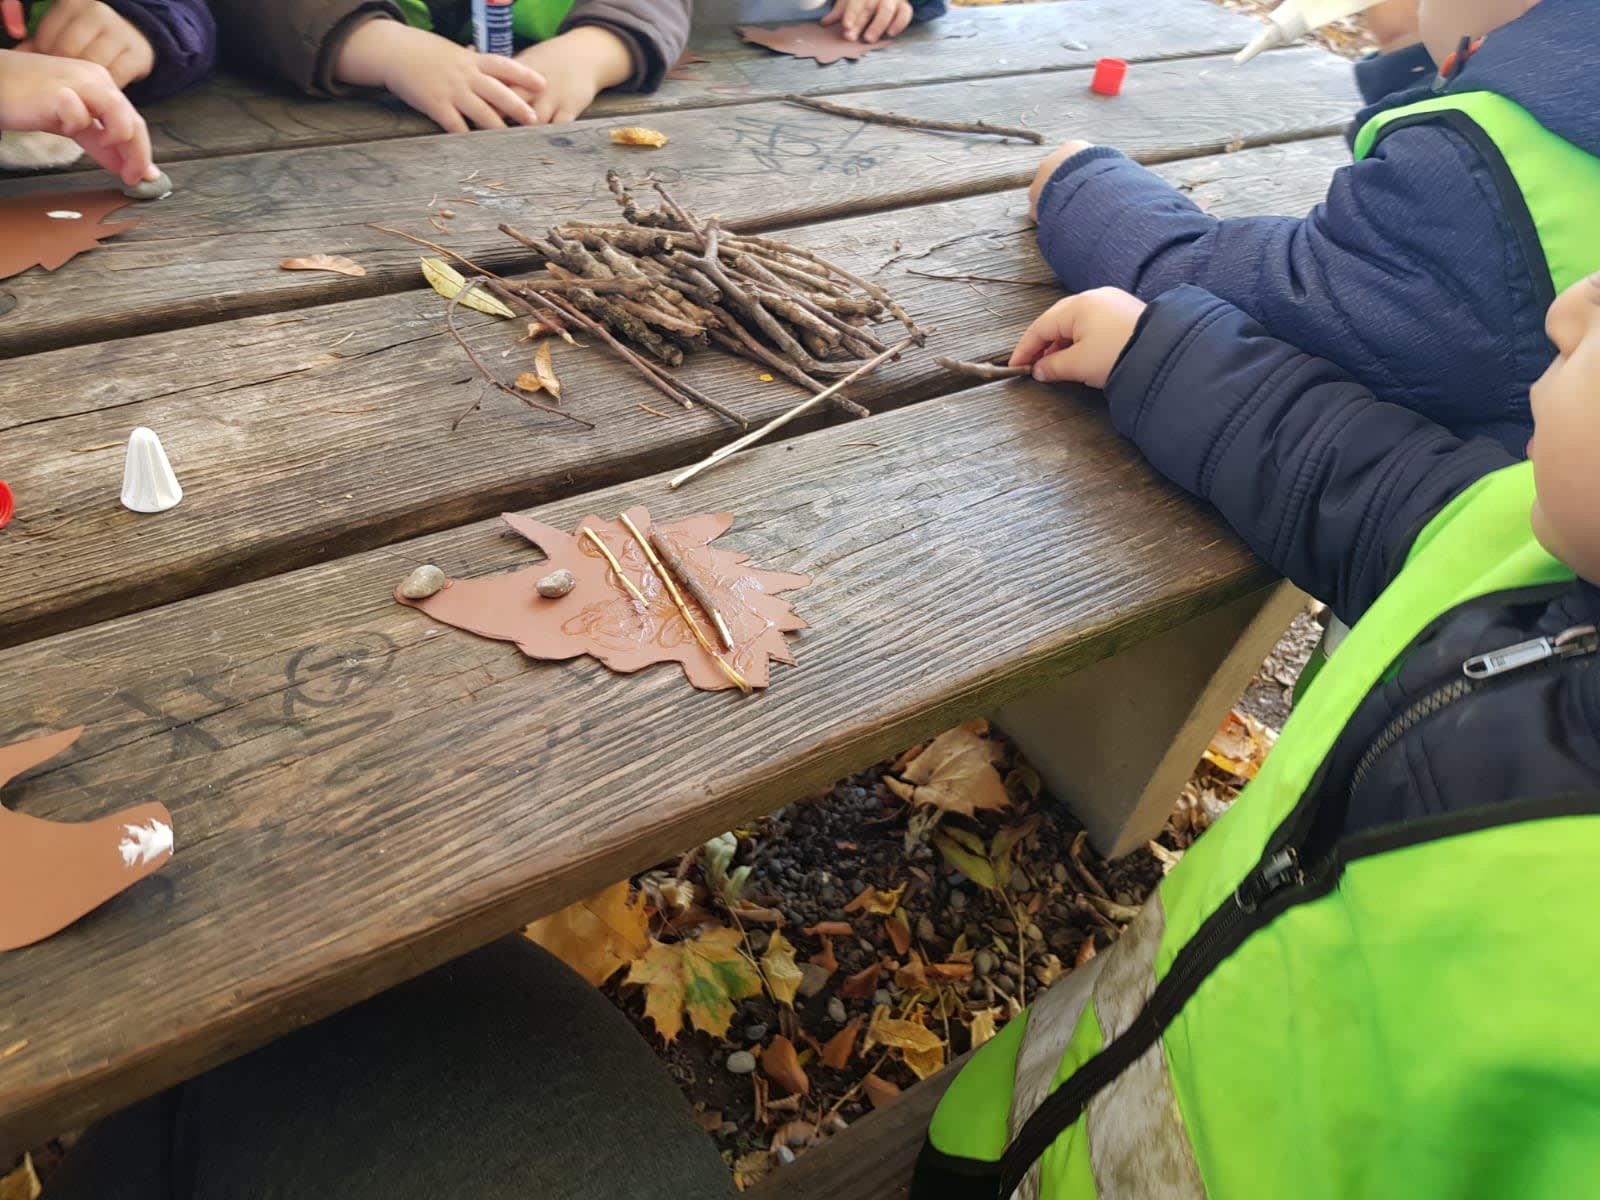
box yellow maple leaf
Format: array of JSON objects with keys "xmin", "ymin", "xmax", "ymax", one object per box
[
  {"xmin": 0, "ymin": 1154, "xmax": 40, "ymax": 1200},
  {"xmin": 864, "ymin": 1006, "xmax": 947, "ymax": 1079},
  {"xmin": 524, "ymin": 880, "xmax": 650, "ymax": 986},
  {"xmin": 610, "ymin": 126, "xmax": 669, "ymax": 147},
  {"xmin": 761, "ymin": 928, "xmax": 804, "ymax": 1008},
  {"xmin": 626, "ymin": 926, "xmax": 761, "ymax": 1043},
  {"xmin": 898, "ymin": 720, "xmax": 1011, "ymax": 817}
]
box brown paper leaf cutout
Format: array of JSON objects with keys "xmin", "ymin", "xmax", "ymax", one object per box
[
  {"xmin": 396, "ymin": 507, "xmax": 809, "ymax": 692},
  {"xmin": 280, "ymin": 253, "xmax": 367, "ymax": 277},
  {"xmin": 0, "ymin": 190, "xmax": 139, "ymax": 281},
  {"xmin": 0, "ymin": 727, "xmax": 174, "ymax": 951},
  {"xmin": 738, "ymin": 23, "xmax": 892, "ymax": 64}
]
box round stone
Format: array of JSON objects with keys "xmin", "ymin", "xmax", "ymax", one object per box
[
  {"xmin": 827, "ymin": 997, "xmax": 847, "ymax": 1024},
  {"xmin": 400, "ymin": 564, "xmax": 447, "ymax": 599},
  {"xmin": 744, "ymin": 1023, "xmax": 769, "ymax": 1043},
  {"xmin": 536, "ymin": 568, "xmax": 575, "ymax": 598},
  {"xmin": 122, "ymin": 170, "xmax": 174, "ymax": 201},
  {"xmin": 725, "ymin": 1050, "xmax": 757, "ymax": 1075}
]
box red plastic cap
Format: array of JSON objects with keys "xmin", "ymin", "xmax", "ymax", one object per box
[
  {"xmin": 0, "ymin": 481, "xmax": 12, "ymax": 531},
  {"xmin": 1090, "ymin": 57, "xmax": 1127, "ymax": 96}
]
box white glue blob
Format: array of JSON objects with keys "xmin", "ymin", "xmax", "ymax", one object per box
[
  {"xmin": 118, "ymin": 819, "xmax": 174, "ymax": 867},
  {"xmin": 45, "ymin": 210, "xmax": 83, "ymax": 220}
]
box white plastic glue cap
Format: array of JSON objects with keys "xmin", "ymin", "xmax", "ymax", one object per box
[{"xmin": 121, "ymin": 427, "xmax": 183, "ymax": 513}]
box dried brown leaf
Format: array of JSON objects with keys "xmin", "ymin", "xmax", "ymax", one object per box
[
  {"xmin": 886, "ymin": 914, "xmax": 912, "ymax": 957},
  {"xmin": 805, "ymin": 920, "xmax": 854, "ymax": 937},
  {"xmin": 761, "ymin": 1034, "xmax": 810, "ymax": 1096},
  {"xmin": 840, "ymin": 961, "xmax": 882, "ymax": 1000},
  {"xmin": 861, "ymin": 1073, "xmax": 901, "ymax": 1109},
  {"xmin": 926, "ymin": 960, "xmax": 973, "ymax": 983},
  {"xmin": 533, "ymin": 339, "xmax": 562, "ymax": 399},
  {"xmin": 820, "ymin": 1015, "xmax": 862, "ymax": 1069},
  {"xmin": 1075, "ymin": 935, "xmax": 1097, "ymax": 967},
  {"xmin": 610, "ymin": 126, "xmax": 669, "ymax": 147},
  {"xmin": 523, "ymin": 880, "xmax": 650, "ymax": 986},
  {"xmin": 514, "ymin": 372, "xmax": 545, "ymax": 393},
  {"xmin": 810, "ymin": 935, "xmax": 838, "ymax": 974},
  {"xmin": 0, "ymin": 1154, "xmax": 39, "ymax": 1200},
  {"xmin": 899, "ymin": 721, "xmax": 1011, "ymax": 817},
  {"xmin": 280, "ymin": 253, "xmax": 366, "ymax": 277}
]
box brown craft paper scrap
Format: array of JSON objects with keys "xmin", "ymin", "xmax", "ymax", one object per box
[
  {"xmin": 667, "ymin": 50, "xmax": 710, "ymax": 80},
  {"xmin": 0, "ymin": 189, "xmax": 139, "ymax": 282},
  {"xmin": 738, "ymin": 23, "xmax": 892, "ymax": 64},
  {"xmin": 396, "ymin": 508, "xmax": 810, "ymax": 692},
  {"xmin": 0, "ymin": 727, "xmax": 174, "ymax": 952}
]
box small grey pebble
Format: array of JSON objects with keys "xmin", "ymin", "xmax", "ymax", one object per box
[
  {"xmin": 827, "ymin": 997, "xmax": 847, "ymax": 1024},
  {"xmin": 1052, "ymin": 863, "xmax": 1070, "ymax": 885},
  {"xmin": 536, "ymin": 568, "xmax": 575, "ymax": 598},
  {"xmin": 774, "ymin": 1144, "xmax": 796, "ymax": 1166},
  {"xmin": 916, "ymin": 915, "xmax": 937, "ymax": 943},
  {"xmin": 872, "ymin": 988, "xmax": 893, "ymax": 1009},
  {"xmin": 400, "ymin": 564, "xmax": 447, "ymax": 599},
  {"xmin": 744, "ymin": 1023, "xmax": 769, "ymax": 1043},
  {"xmin": 725, "ymin": 1050, "xmax": 757, "ymax": 1075},
  {"xmin": 798, "ymin": 962, "xmax": 831, "ymax": 998},
  {"xmin": 817, "ymin": 884, "xmax": 838, "ymax": 904},
  {"xmin": 975, "ymin": 949, "xmax": 996, "ymax": 977},
  {"xmin": 948, "ymin": 890, "xmax": 968, "ymax": 912},
  {"xmin": 122, "ymin": 170, "xmax": 173, "ymax": 201}
]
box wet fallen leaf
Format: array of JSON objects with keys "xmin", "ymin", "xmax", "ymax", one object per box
[
  {"xmin": 866, "ymin": 1008, "xmax": 946, "ymax": 1080},
  {"xmin": 523, "ymin": 879, "xmax": 650, "ymax": 986},
  {"xmin": 806, "ymin": 920, "xmax": 854, "ymax": 937},
  {"xmin": 761, "ymin": 1034, "xmax": 810, "ymax": 1096},
  {"xmin": 840, "ymin": 961, "xmax": 882, "ymax": 1000},
  {"xmin": 861, "ymin": 1073, "xmax": 901, "ymax": 1109},
  {"xmin": 0, "ymin": 1154, "xmax": 39, "ymax": 1200},
  {"xmin": 762, "ymin": 928, "xmax": 804, "ymax": 1008},
  {"xmin": 821, "ymin": 1016, "xmax": 862, "ymax": 1069},
  {"xmin": 886, "ymin": 914, "xmax": 912, "ymax": 957},
  {"xmin": 420, "ymin": 256, "xmax": 514, "ymax": 318},
  {"xmin": 810, "ymin": 935, "xmax": 838, "ymax": 973},
  {"xmin": 280, "ymin": 253, "xmax": 366, "ymax": 277},
  {"xmin": 532, "ymin": 339, "xmax": 562, "ymax": 398},
  {"xmin": 625, "ymin": 925, "xmax": 762, "ymax": 1043},
  {"xmin": 898, "ymin": 721, "xmax": 1011, "ymax": 817},
  {"xmin": 611, "ymin": 126, "xmax": 669, "ymax": 147},
  {"xmin": 968, "ymin": 1007, "xmax": 999, "ymax": 1050}
]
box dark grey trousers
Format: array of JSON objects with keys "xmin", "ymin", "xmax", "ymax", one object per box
[{"xmin": 49, "ymin": 937, "xmax": 737, "ymax": 1199}]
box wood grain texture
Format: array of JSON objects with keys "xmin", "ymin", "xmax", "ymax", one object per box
[
  {"xmin": 0, "ymin": 138, "xmax": 1348, "ymax": 647},
  {"xmin": 750, "ymin": 1058, "xmax": 963, "ymax": 1200},
  {"xmin": 0, "ymin": 375, "xmax": 1274, "ymax": 1157},
  {"xmin": 0, "ymin": 48, "xmax": 1356, "ymax": 355},
  {"xmin": 89, "ymin": 0, "xmax": 1263, "ymax": 164}
]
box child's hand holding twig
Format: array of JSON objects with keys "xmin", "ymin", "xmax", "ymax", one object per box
[
  {"xmin": 822, "ymin": 0, "xmax": 913, "ymax": 44},
  {"xmin": 16, "ymin": 0, "xmax": 154, "ymax": 88},
  {"xmin": 0, "ymin": 47, "xmax": 157, "ymax": 184},
  {"xmin": 334, "ymin": 20, "xmax": 545, "ymax": 132},
  {"xmin": 1009, "ymin": 288, "xmax": 1146, "ymax": 389}
]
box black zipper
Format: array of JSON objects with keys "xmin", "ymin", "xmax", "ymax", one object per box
[{"xmin": 995, "ymin": 622, "xmax": 1598, "ymax": 1197}]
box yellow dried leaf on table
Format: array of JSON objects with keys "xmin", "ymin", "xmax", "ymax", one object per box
[
  {"xmin": 280, "ymin": 253, "xmax": 366, "ymax": 277},
  {"xmin": 611, "ymin": 126, "xmax": 669, "ymax": 147},
  {"xmin": 758, "ymin": 373, "xmax": 774, "ymax": 382},
  {"xmin": 968, "ymin": 1007, "xmax": 999, "ymax": 1050},
  {"xmin": 761, "ymin": 1033, "xmax": 811, "ymax": 1096},
  {"xmin": 0, "ymin": 1154, "xmax": 40, "ymax": 1200},
  {"xmin": 420, "ymin": 256, "xmax": 515, "ymax": 318},
  {"xmin": 861, "ymin": 1073, "xmax": 901, "ymax": 1109},
  {"xmin": 514, "ymin": 372, "xmax": 544, "ymax": 393},
  {"xmin": 524, "ymin": 879, "xmax": 651, "ymax": 986},
  {"xmin": 761, "ymin": 928, "xmax": 804, "ymax": 1008},
  {"xmin": 821, "ymin": 1015, "xmax": 862, "ymax": 1069},
  {"xmin": 899, "ymin": 720, "xmax": 1011, "ymax": 817},
  {"xmin": 533, "ymin": 339, "xmax": 563, "ymax": 399},
  {"xmin": 626, "ymin": 925, "xmax": 761, "ymax": 1043}
]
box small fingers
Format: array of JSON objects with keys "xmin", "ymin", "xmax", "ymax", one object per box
[
  {"xmin": 1010, "ymin": 300, "xmax": 1078, "ymax": 366},
  {"xmin": 474, "ymin": 74, "xmax": 539, "ymax": 125},
  {"xmin": 840, "ymin": 0, "xmax": 872, "ymax": 40},
  {"xmin": 423, "ymin": 98, "xmax": 470, "ymax": 134},
  {"xmin": 887, "ymin": 2, "xmax": 914, "ymax": 37},
  {"xmin": 479, "ymin": 53, "xmax": 547, "ymax": 95},
  {"xmin": 863, "ymin": 0, "xmax": 897, "ymax": 43},
  {"xmin": 457, "ymin": 92, "xmax": 505, "ymax": 129},
  {"xmin": 48, "ymin": 86, "xmax": 94, "ymax": 136}
]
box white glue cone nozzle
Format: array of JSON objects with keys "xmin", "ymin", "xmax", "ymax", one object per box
[
  {"xmin": 121, "ymin": 427, "xmax": 183, "ymax": 513},
  {"xmin": 1234, "ymin": 27, "xmax": 1285, "ymax": 63}
]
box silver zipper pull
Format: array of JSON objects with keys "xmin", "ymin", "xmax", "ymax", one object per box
[{"xmin": 1463, "ymin": 625, "xmax": 1600, "ymax": 679}]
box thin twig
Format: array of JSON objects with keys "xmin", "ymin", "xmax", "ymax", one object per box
[
  {"xmin": 619, "ymin": 513, "xmax": 750, "ymax": 692},
  {"xmin": 783, "ymin": 93, "xmax": 1045, "ymax": 144},
  {"xmin": 646, "ymin": 526, "xmax": 736, "ymax": 651},
  {"xmin": 582, "ymin": 526, "xmax": 650, "ymax": 606},
  {"xmin": 670, "ymin": 333, "xmax": 925, "ymax": 490},
  {"xmin": 934, "ymin": 357, "xmax": 1032, "ymax": 381},
  {"xmin": 1068, "ymin": 831, "xmax": 1111, "ymax": 900},
  {"xmin": 908, "ymin": 269, "xmax": 1058, "ymax": 287},
  {"xmin": 368, "ymin": 224, "xmax": 504, "ymax": 279},
  {"xmin": 444, "ymin": 281, "xmax": 593, "ymax": 431}
]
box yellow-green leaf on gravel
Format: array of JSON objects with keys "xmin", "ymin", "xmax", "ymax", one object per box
[
  {"xmin": 625, "ymin": 925, "xmax": 761, "ymax": 1044},
  {"xmin": 761, "ymin": 928, "xmax": 804, "ymax": 1008},
  {"xmin": 420, "ymin": 256, "xmax": 514, "ymax": 318}
]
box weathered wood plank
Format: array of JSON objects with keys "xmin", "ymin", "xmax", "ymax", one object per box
[
  {"xmin": 0, "ymin": 48, "xmax": 1355, "ymax": 355},
  {"xmin": 0, "ymin": 372, "xmax": 1273, "ymax": 1157},
  {"xmin": 0, "ymin": 138, "xmax": 1348, "ymax": 647},
  {"xmin": 113, "ymin": 0, "xmax": 1265, "ymax": 163}
]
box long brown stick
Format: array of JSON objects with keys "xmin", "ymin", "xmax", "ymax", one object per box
[
  {"xmin": 934, "ymin": 357, "xmax": 1033, "ymax": 381},
  {"xmin": 670, "ymin": 333, "xmax": 925, "ymax": 489},
  {"xmin": 645, "ymin": 527, "xmax": 736, "ymax": 651},
  {"xmin": 782, "ymin": 94, "xmax": 1044, "ymax": 144}
]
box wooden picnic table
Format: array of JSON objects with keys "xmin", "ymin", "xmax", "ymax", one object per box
[{"xmin": 0, "ymin": 0, "xmax": 1356, "ymax": 1168}]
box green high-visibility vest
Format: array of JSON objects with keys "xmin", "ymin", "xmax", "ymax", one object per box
[
  {"xmin": 1353, "ymin": 89, "xmax": 1600, "ymax": 304},
  {"xmin": 916, "ymin": 463, "xmax": 1600, "ymax": 1198},
  {"xmin": 393, "ymin": 0, "xmax": 577, "ymax": 47}
]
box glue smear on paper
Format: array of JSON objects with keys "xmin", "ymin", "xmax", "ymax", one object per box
[{"xmin": 119, "ymin": 819, "xmax": 173, "ymax": 867}]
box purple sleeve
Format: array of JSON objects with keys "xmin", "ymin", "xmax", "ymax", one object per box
[{"xmin": 103, "ymin": 0, "xmax": 218, "ymax": 102}]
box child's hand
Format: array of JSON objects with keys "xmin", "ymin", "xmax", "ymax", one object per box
[
  {"xmin": 0, "ymin": 47, "xmax": 156, "ymax": 184},
  {"xmin": 1029, "ymin": 139, "xmax": 1093, "ymax": 219},
  {"xmin": 1009, "ymin": 288, "xmax": 1147, "ymax": 389},
  {"xmin": 334, "ymin": 20, "xmax": 544, "ymax": 132},
  {"xmin": 1362, "ymin": 0, "xmax": 1422, "ymax": 53},
  {"xmin": 512, "ymin": 27, "xmax": 632, "ymax": 124},
  {"xmin": 822, "ymin": 0, "xmax": 914, "ymax": 43},
  {"xmin": 18, "ymin": 0, "xmax": 154, "ymax": 88}
]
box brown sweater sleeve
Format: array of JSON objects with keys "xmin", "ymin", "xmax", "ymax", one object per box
[
  {"xmin": 559, "ymin": 0, "xmax": 691, "ymax": 92},
  {"xmin": 212, "ymin": 0, "xmax": 405, "ymax": 96}
]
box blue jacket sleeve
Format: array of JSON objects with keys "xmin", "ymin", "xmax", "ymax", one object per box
[
  {"xmin": 1103, "ymin": 286, "xmax": 1516, "ymax": 621},
  {"xmin": 909, "ymin": 0, "xmax": 946, "ymax": 23},
  {"xmin": 105, "ymin": 0, "xmax": 217, "ymax": 102},
  {"xmin": 1034, "ymin": 123, "xmax": 1548, "ymax": 453},
  {"xmin": 1353, "ymin": 43, "xmax": 1433, "ymax": 105}
]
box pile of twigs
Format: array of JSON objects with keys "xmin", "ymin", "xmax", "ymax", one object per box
[{"xmin": 476, "ymin": 172, "xmax": 926, "ymax": 430}]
